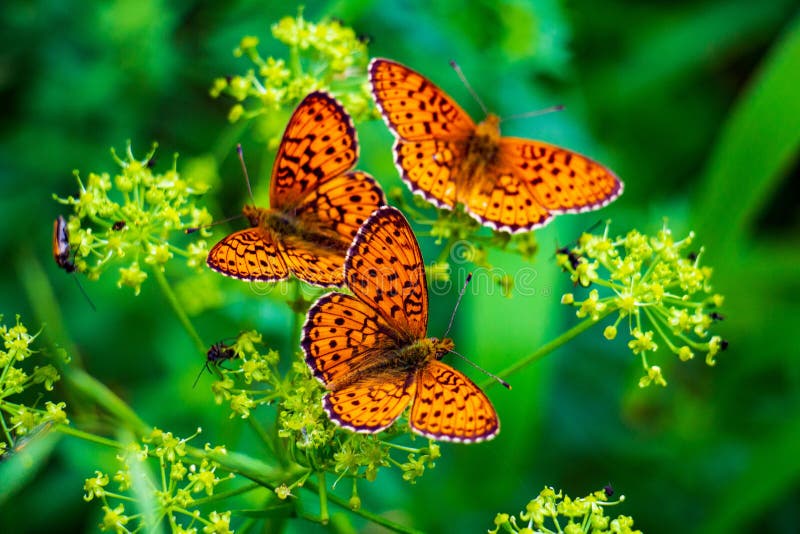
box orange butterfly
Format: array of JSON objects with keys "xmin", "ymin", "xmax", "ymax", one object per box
[
  {"xmin": 302, "ymin": 206, "xmax": 499, "ymax": 442},
  {"xmin": 207, "ymin": 91, "xmax": 386, "ymax": 287},
  {"xmin": 369, "ymin": 58, "xmax": 623, "ymax": 233}
]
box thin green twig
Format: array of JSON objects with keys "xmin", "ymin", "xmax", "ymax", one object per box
[
  {"xmin": 152, "ymin": 267, "xmax": 207, "ymax": 355},
  {"xmin": 481, "ymin": 307, "xmax": 616, "ymax": 390},
  {"xmin": 303, "ymin": 479, "xmax": 424, "ymax": 534}
]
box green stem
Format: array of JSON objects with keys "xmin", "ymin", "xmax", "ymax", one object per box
[
  {"xmin": 435, "ymin": 234, "xmax": 457, "ymax": 265},
  {"xmin": 481, "ymin": 308, "xmax": 616, "ymax": 390},
  {"xmin": 152, "ymin": 268, "xmax": 206, "ymax": 355},
  {"xmin": 303, "ymin": 479, "xmax": 424, "ymax": 534},
  {"xmin": 61, "ymin": 366, "xmax": 150, "ymax": 435},
  {"xmin": 56, "ymin": 424, "xmax": 126, "ymax": 449},
  {"xmin": 193, "ymin": 482, "xmax": 262, "ymax": 506},
  {"xmin": 289, "ymin": 279, "xmax": 303, "ymax": 346},
  {"xmin": 247, "ymin": 417, "xmax": 280, "ymax": 461},
  {"xmin": 317, "ymin": 471, "xmax": 329, "ymax": 524}
]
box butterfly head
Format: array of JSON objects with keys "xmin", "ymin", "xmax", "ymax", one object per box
[
  {"xmin": 474, "ymin": 113, "xmax": 501, "ymax": 140},
  {"xmin": 242, "ymin": 204, "xmax": 263, "ymax": 227},
  {"xmin": 432, "ymin": 337, "xmax": 455, "ymax": 360}
]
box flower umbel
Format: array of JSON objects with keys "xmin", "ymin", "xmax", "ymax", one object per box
[
  {"xmin": 0, "ymin": 315, "xmax": 67, "ymax": 457},
  {"xmin": 489, "ymin": 486, "xmax": 641, "ymax": 534},
  {"xmin": 558, "ymin": 222, "xmax": 727, "ymax": 386},
  {"xmin": 212, "ymin": 12, "xmax": 373, "ymax": 130},
  {"xmin": 53, "ymin": 142, "xmax": 212, "ymax": 294},
  {"xmin": 85, "ymin": 428, "xmax": 235, "ymax": 532}
]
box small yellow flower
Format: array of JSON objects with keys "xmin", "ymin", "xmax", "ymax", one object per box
[
  {"xmin": 100, "ymin": 504, "xmax": 129, "ymax": 532},
  {"xmin": 117, "ymin": 262, "xmax": 148, "ymax": 295},
  {"xmin": 628, "ymin": 329, "xmax": 657, "ymax": 354},
  {"xmin": 639, "ymin": 365, "xmax": 667, "ymax": 388},
  {"xmin": 677, "ymin": 346, "xmax": 694, "ymax": 361},
  {"xmin": 44, "ymin": 401, "xmax": 69, "ymax": 424},
  {"xmin": 576, "ymin": 289, "xmax": 607, "ymax": 320},
  {"xmin": 83, "ymin": 471, "xmax": 109, "ymax": 501},
  {"xmin": 275, "ymin": 484, "xmax": 293, "ymax": 500},
  {"xmin": 203, "ymin": 511, "xmax": 233, "ymax": 534},
  {"xmin": 604, "ymin": 326, "xmax": 618, "ymax": 340}
]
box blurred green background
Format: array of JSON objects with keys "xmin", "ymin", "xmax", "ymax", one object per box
[{"xmin": 1, "ymin": 0, "xmax": 799, "ymax": 532}]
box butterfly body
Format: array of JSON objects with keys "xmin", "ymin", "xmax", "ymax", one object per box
[
  {"xmin": 303, "ymin": 207, "xmax": 499, "ymax": 442},
  {"xmin": 370, "ymin": 58, "xmax": 623, "ymax": 233},
  {"xmin": 457, "ymin": 114, "xmax": 503, "ymax": 203},
  {"xmin": 207, "ymin": 92, "xmax": 385, "ymax": 286},
  {"xmin": 243, "ymin": 205, "xmax": 348, "ymax": 255}
]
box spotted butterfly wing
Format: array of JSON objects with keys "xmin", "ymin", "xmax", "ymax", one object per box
[
  {"xmin": 302, "ymin": 206, "xmax": 499, "ymax": 442},
  {"xmin": 207, "ymin": 227, "xmax": 288, "ymax": 282},
  {"xmin": 369, "ymin": 58, "xmax": 622, "ymax": 233},
  {"xmin": 207, "ymin": 91, "xmax": 385, "ymax": 286},
  {"xmin": 269, "ymin": 92, "xmax": 360, "ymax": 210}
]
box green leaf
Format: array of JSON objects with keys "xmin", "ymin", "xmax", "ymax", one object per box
[
  {"xmin": 0, "ymin": 428, "xmax": 61, "ymax": 505},
  {"xmin": 693, "ymin": 11, "xmax": 800, "ymax": 255}
]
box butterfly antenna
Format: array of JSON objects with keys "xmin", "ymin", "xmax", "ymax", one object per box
[
  {"xmin": 184, "ymin": 213, "xmax": 244, "ymax": 234},
  {"xmin": 237, "ymin": 144, "xmax": 256, "ymax": 206},
  {"xmin": 448, "ymin": 348, "xmax": 512, "ymax": 390},
  {"xmin": 500, "ymin": 105, "xmax": 565, "ymax": 123},
  {"xmin": 443, "ymin": 272, "xmax": 472, "ymax": 338},
  {"xmin": 449, "ymin": 60, "xmax": 489, "ymax": 117}
]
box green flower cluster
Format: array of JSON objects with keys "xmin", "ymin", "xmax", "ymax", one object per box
[
  {"xmin": 83, "ymin": 428, "xmax": 234, "ymax": 534},
  {"xmin": 490, "ymin": 486, "xmax": 640, "ymax": 534},
  {"xmin": 210, "ymin": 12, "xmax": 373, "ymax": 129},
  {"xmin": 54, "ymin": 143, "xmax": 213, "ymax": 295},
  {"xmin": 559, "ymin": 222, "xmax": 727, "ymax": 387},
  {"xmin": 207, "ymin": 331, "xmax": 280, "ymax": 419},
  {"xmin": 0, "ymin": 315, "xmax": 67, "ymax": 457}
]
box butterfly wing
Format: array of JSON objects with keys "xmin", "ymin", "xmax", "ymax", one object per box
[
  {"xmin": 270, "ymin": 91, "xmax": 359, "ymax": 210},
  {"xmin": 458, "ymin": 138, "xmax": 623, "ymax": 233},
  {"xmin": 302, "ymin": 292, "xmax": 413, "ymax": 433},
  {"xmin": 279, "ymin": 170, "xmax": 386, "ymax": 287},
  {"xmin": 370, "ymin": 58, "xmax": 475, "ymax": 209},
  {"xmin": 294, "ymin": 170, "xmax": 386, "ymax": 244},
  {"xmin": 499, "ymin": 137, "xmax": 623, "ymax": 214},
  {"xmin": 460, "ymin": 164, "xmax": 553, "ymax": 233},
  {"xmin": 369, "ymin": 58, "xmax": 475, "ymax": 141},
  {"xmin": 324, "ymin": 376, "xmax": 415, "ymax": 434},
  {"xmin": 344, "ymin": 206, "xmax": 428, "ymax": 341},
  {"xmin": 410, "ymin": 360, "xmax": 499, "ymax": 443},
  {"xmin": 206, "ymin": 227, "xmax": 289, "ymax": 282},
  {"xmin": 278, "ymin": 235, "xmax": 348, "ymax": 287},
  {"xmin": 393, "ymin": 139, "xmax": 462, "ymax": 209}
]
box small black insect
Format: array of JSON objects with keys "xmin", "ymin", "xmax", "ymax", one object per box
[
  {"xmin": 53, "ymin": 216, "xmax": 96, "ymax": 310},
  {"xmin": 603, "ymin": 483, "xmax": 614, "ymax": 498},
  {"xmin": 556, "ymin": 245, "xmax": 582, "ymax": 270},
  {"xmin": 53, "ymin": 215, "xmax": 76, "ymax": 273},
  {"xmin": 193, "ymin": 341, "xmax": 238, "ymax": 387},
  {"xmin": 112, "ymin": 220, "xmax": 126, "ymax": 231},
  {"xmin": 710, "ymin": 312, "xmax": 725, "ymax": 322}
]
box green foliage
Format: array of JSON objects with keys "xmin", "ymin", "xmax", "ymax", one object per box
[
  {"xmin": 489, "ymin": 486, "xmax": 639, "ymax": 534},
  {"xmin": 1, "ymin": 1, "xmax": 798, "ymax": 533}
]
